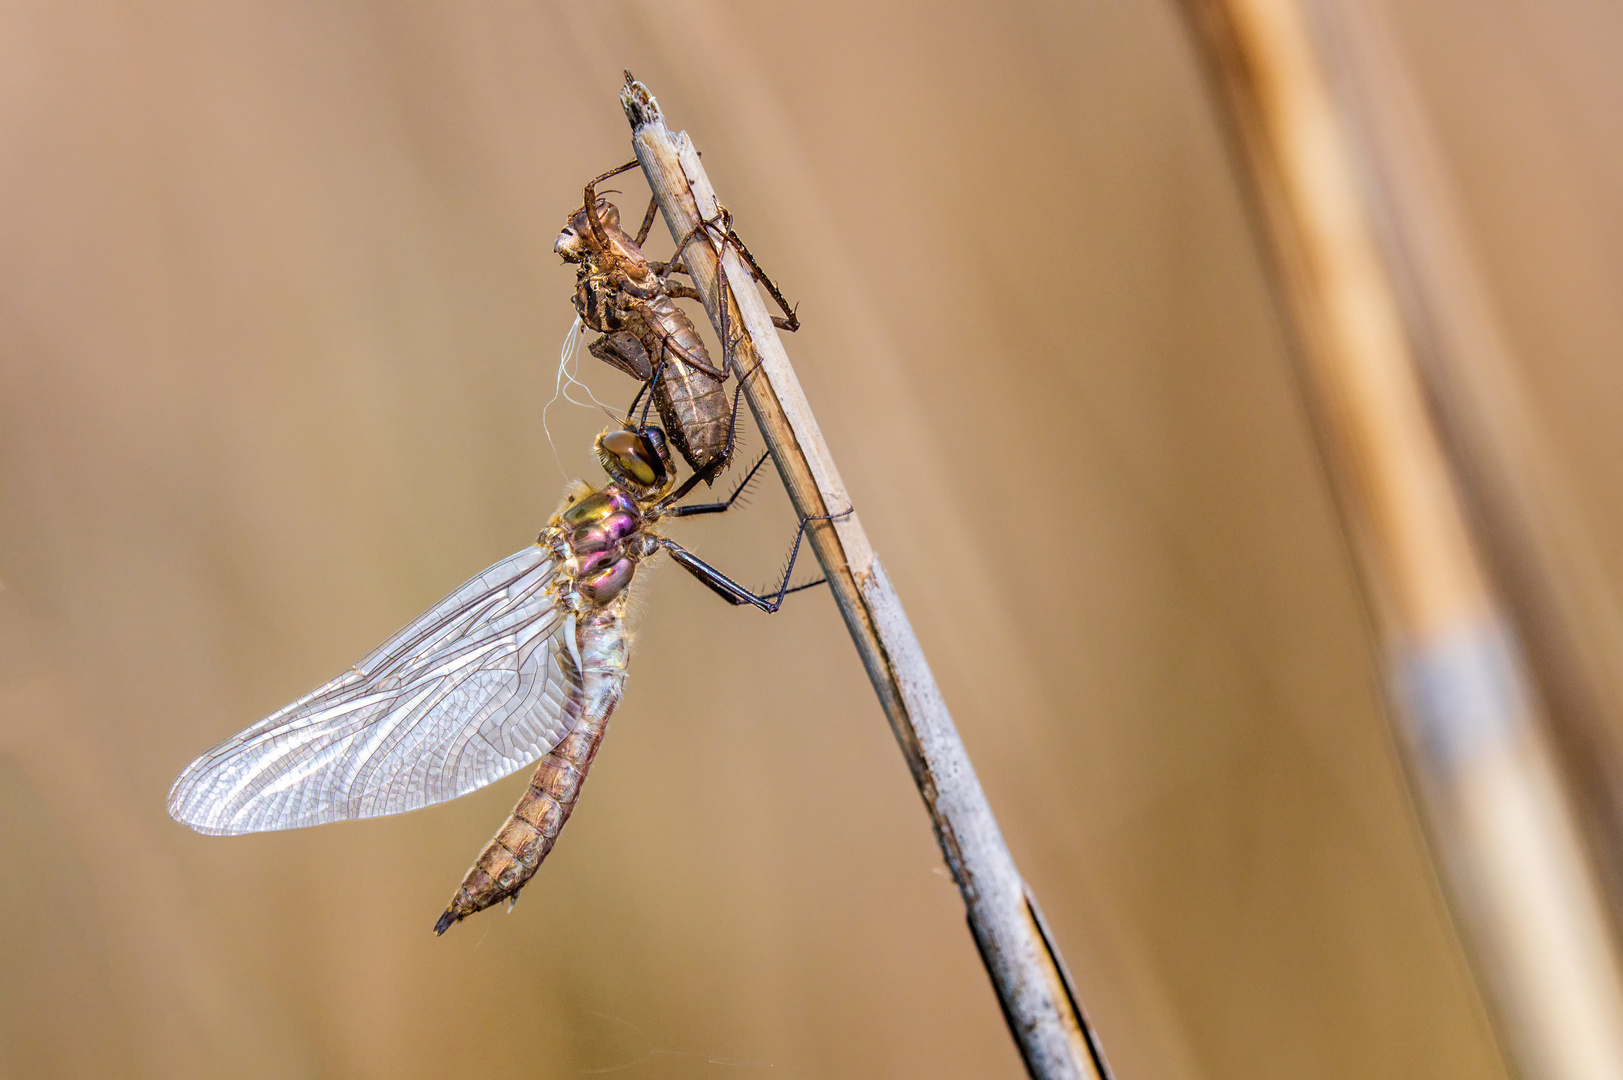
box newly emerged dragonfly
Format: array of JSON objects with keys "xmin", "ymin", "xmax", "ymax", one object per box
[{"xmin": 168, "ymin": 421, "xmax": 834, "ymax": 933}]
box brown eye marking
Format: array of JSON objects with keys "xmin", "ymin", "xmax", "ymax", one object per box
[
  {"xmin": 598, "ymin": 429, "xmax": 659, "ymax": 487},
  {"xmin": 598, "ymin": 429, "xmax": 644, "ymax": 463}
]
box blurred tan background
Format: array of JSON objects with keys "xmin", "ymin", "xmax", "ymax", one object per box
[{"xmin": 1, "ymin": 2, "xmax": 1620, "ymax": 1077}]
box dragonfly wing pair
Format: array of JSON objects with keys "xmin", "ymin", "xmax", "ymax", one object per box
[{"xmin": 167, "ymin": 544, "xmax": 588, "ymax": 836}]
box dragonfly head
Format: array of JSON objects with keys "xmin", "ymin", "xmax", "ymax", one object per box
[
  {"xmin": 556, "ymin": 200, "xmax": 620, "ymax": 262},
  {"xmin": 596, "ymin": 424, "xmax": 674, "ymax": 498}
]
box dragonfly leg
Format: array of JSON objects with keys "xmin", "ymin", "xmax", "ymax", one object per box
[
  {"xmin": 656, "ymin": 367, "xmax": 765, "ymax": 505},
  {"xmin": 619, "ymin": 344, "xmax": 671, "ymax": 430},
  {"xmin": 653, "ymin": 323, "xmax": 728, "ymax": 380},
  {"xmin": 656, "ymin": 506, "xmax": 851, "ymax": 613},
  {"xmin": 668, "ymin": 450, "xmax": 772, "ymax": 518},
  {"xmin": 666, "ymin": 215, "xmax": 723, "ymax": 277},
  {"xmin": 674, "ymin": 208, "xmax": 802, "ymax": 333},
  {"xmin": 582, "ymin": 159, "xmax": 641, "ymax": 246},
  {"xmin": 634, "ymin": 193, "xmax": 660, "ymax": 247},
  {"xmin": 635, "ymin": 354, "xmax": 667, "ymax": 429},
  {"xmin": 723, "ymin": 223, "xmax": 800, "ymax": 332},
  {"xmin": 629, "ymin": 316, "xmax": 733, "ymax": 433},
  {"xmin": 624, "ymin": 378, "xmax": 651, "ymax": 424}
]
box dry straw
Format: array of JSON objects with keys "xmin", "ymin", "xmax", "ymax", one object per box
[{"xmin": 1178, "ymin": 2, "xmax": 1623, "ymax": 1077}]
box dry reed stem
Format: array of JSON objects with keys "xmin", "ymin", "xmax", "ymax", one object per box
[
  {"xmin": 1315, "ymin": 0, "xmax": 1623, "ymax": 930},
  {"xmin": 1177, "ymin": 2, "xmax": 1623, "ymax": 1077},
  {"xmin": 617, "ymin": 74, "xmax": 1110, "ymax": 1080}
]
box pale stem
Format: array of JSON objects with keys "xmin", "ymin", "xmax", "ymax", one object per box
[
  {"xmin": 1176, "ymin": 2, "xmax": 1623, "ymax": 1078},
  {"xmin": 617, "ymin": 74, "xmax": 1111, "ymax": 1080}
]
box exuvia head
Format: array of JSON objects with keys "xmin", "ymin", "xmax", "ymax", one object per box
[
  {"xmin": 595, "ymin": 424, "xmax": 674, "ymax": 497},
  {"xmin": 555, "ymin": 200, "xmax": 620, "ymax": 263}
]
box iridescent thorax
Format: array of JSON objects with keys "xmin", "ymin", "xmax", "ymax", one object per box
[
  {"xmin": 556, "ymin": 485, "xmax": 648, "ymax": 606},
  {"xmin": 545, "ymin": 425, "xmax": 675, "ymax": 609}
]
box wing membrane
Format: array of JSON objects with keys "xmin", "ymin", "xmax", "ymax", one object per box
[{"xmin": 168, "ymin": 544, "xmax": 584, "ymax": 835}]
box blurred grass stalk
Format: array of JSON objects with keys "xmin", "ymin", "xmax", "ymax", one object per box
[
  {"xmin": 617, "ymin": 77, "xmax": 1111, "ymax": 1080},
  {"xmin": 1178, "ymin": 0, "xmax": 1623, "ymax": 1076}
]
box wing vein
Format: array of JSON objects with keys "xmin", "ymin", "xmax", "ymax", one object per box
[{"xmin": 168, "ymin": 545, "xmax": 591, "ymax": 835}]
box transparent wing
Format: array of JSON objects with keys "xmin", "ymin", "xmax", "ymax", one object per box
[{"xmin": 168, "ymin": 544, "xmax": 586, "ymax": 836}]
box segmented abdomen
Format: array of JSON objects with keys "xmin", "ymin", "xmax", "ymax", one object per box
[
  {"xmin": 642, "ymin": 294, "xmax": 729, "ymax": 472},
  {"xmin": 434, "ymin": 604, "xmax": 630, "ymax": 934},
  {"xmin": 576, "ymin": 267, "xmax": 730, "ymax": 473}
]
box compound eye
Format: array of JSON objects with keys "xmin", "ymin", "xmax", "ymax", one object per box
[{"xmin": 598, "ymin": 429, "xmax": 663, "ymax": 488}]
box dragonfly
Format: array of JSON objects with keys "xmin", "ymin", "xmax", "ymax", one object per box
[{"xmin": 168, "ymin": 420, "xmax": 836, "ymax": 934}]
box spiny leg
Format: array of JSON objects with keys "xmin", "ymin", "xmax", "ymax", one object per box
[
  {"xmin": 588, "ymin": 159, "xmax": 641, "ymax": 189},
  {"xmin": 649, "ymin": 205, "xmax": 801, "ymax": 331},
  {"xmin": 723, "ymin": 223, "xmax": 800, "ymax": 332},
  {"xmin": 657, "ymin": 505, "xmax": 851, "ymax": 613},
  {"xmin": 678, "ymin": 208, "xmax": 802, "ymax": 332},
  {"xmin": 665, "ymin": 219, "xmax": 716, "ymax": 279},
  {"xmin": 657, "ymin": 269, "xmax": 796, "ymax": 334},
  {"xmin": 668, "ymin": 450, "xmax": 771, "ymax": 518},
  {"xmin": 624, "ymin": 378, "xmax": 652, "ymax": 426}
]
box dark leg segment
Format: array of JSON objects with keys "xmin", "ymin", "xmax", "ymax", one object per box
[
  {"xmin": 657, "ymin": 507, "xmax": 849, "ymax": 613},
  {"xmin": 635, "ymin": 355, "xmax": 666, "ymax": 429},
  {"xmin": 723, "ymin": 224, "xmax": 800, "ymax": 332},
  {"xmin": 668, "ymin": 451, "xmax": 771, "ymax": 518},
  {"xmin": 624, "ymin": 379, "xmax": 651, "ymax": 423},
  {"xmin": 664, "ymin": 211, "xmax": 800, "ymax": 333}
]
